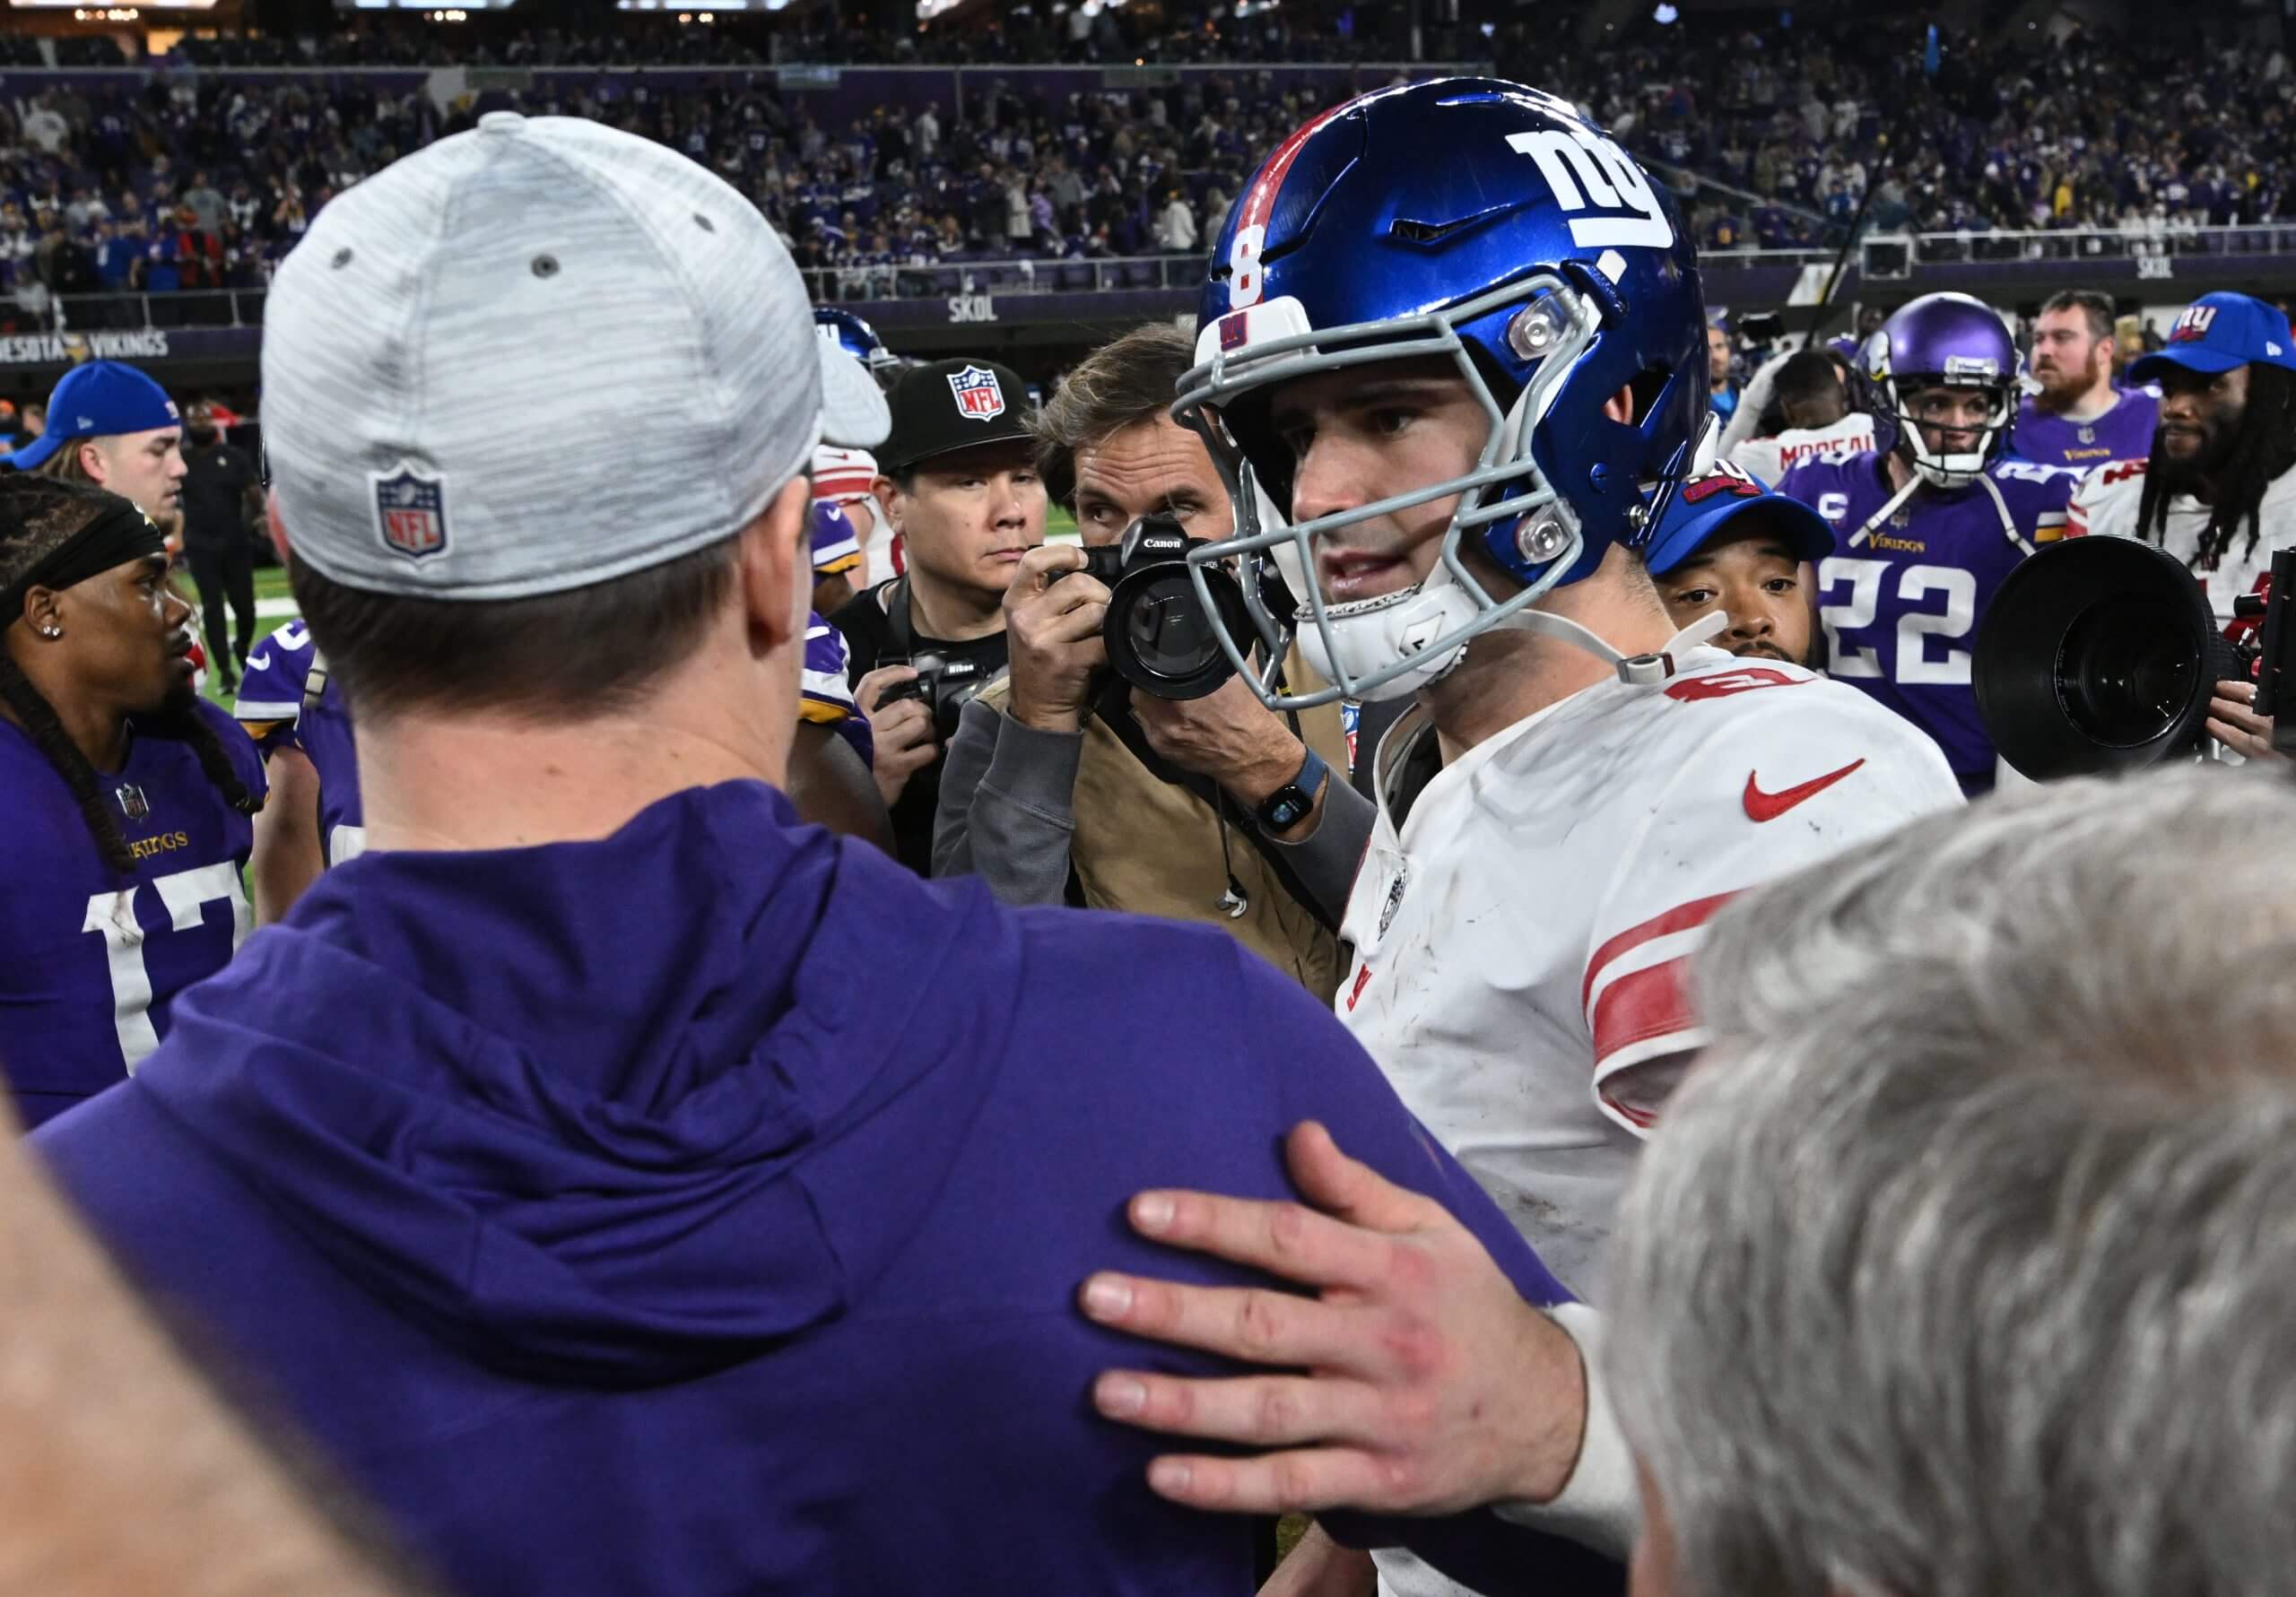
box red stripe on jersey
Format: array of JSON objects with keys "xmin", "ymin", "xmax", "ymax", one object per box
[
  {"xmin": 1597, "ymin": 1089, "xmax": 1657, "ymax": 1130},
  {"xmin": 1590, "ymin": 956, "xmax": 1698, "ymax": 1067},
  {"xmin": 1580, "ymin": 890, "xmax": 1735, "ymax": 1011},
  {"xmin": 815, "ymin": 470, "xmax": 877, "ymax": 503},
  {"xmin": 1236, "ymin": 101, "xmax": 1353, "ymax": 242}
]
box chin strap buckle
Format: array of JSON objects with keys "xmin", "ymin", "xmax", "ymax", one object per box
[{"xmin": 1614, "ymin": 651, "xmax": 1677, "ymax": 687}]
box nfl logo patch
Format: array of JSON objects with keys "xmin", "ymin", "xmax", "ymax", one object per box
[
  {"xmin": 114, "ymin": 783, "xmax": 148, "ymax": 822},
  {"xmin": 371, "ymin": 464, "xmax": 448, "ymax": 562},
  {"xmin": 946, "ymin": 365, "xmax": 1006, "ymax": 423}
]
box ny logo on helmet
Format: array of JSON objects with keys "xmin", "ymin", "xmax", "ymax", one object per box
[{"xmin": 1505, "ymin": 126, "xmax": 1674, "ymax": 251}]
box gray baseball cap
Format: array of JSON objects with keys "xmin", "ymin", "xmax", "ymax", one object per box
[{"xmin": 264, "ymin": 112, "xmax": 888, "ymax": 602}]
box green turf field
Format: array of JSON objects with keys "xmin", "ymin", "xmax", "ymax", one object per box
[{"xmin": 199, "ymin": 506, "xmax": 1083, "ymax": 712}]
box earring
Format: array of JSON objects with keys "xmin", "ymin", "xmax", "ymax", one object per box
[{"xmin": 40, "ymin": 626, "xmax": 60, "ymax": 638}]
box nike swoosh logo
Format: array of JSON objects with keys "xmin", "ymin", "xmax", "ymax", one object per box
[
  {"xmin": 245, "ymin": 653, "xmax": 270, "ymax": 671},
  {"xmin": 1744, "ymin": 759, "xmax": 1866, "ymax": 822}
]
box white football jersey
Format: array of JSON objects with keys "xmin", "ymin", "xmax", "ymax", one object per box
[
  {"xmin": 1726, "ymin": 412, "xmax": 1877, "ymax": 487},
  {"xmin": 1339, "ymin": 648, "xmax": 1962, "ymax": 1298},
  {"xmin": 2068, "ymin": 456, "xmax": 2296, "ymax": 628}
]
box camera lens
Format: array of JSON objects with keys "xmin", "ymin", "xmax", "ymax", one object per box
[
  {"xmin": 1122, "ymin": 570, "xmax": 1222, "ymax": 681},
  {"xmin": 2054, "ymin": 595, "xmax": 2200, "ymax": 748}
]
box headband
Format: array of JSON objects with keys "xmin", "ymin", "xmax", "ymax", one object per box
[{"xmin": 2, "ymin": 502, "xmax": 168, "ymax": 629}]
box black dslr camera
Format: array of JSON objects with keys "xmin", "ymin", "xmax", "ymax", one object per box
[
  {"xmin": 1973, "ymin": 538, "xmax": 2296, "ymax": 777},
  {"xmin": 877, "ymin": 651, "xmax": 992, "ymax": 741},
  {"xmin": 1058, "ymin": 512, "xmax": 1259, "ymax": 700}
]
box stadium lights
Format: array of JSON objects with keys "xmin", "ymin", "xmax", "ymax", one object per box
[
  {"xmin": 10, "ymin": 0, "xmax": 217, "ymax": 9},
  {"xmin": 1654, "ymin": 2, "xmax": 1679, "ymax": 22}
]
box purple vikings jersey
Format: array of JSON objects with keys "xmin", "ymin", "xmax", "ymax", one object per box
[
  {"xmin": 2009, "ymin": 388, "xmax": 2159, "ymax": 471},
  {"xmin": 233, "ymin": 620, "xmax": 365, "ymax": 864},
  {"xmin": 0, "ymin": 699, "xmax": 266, "ymax": 1128},
  {"xmin": 231, "ymin": 619, "xmax": 317, "ymax": 756},
  {"xmin": 35, "ymin": 783, "xmax": 1603, "ymax": 1597},
  {"xmin": 1779, "ymin": 450, "xmax": 2077, "ymax": 791},
  {"xmin": 811, "ymin": 500, "xmax": 862, "ymax": 578},
  {"xmin": 801, "ymin": 609, "xmax": 873, "ymax": 766}
]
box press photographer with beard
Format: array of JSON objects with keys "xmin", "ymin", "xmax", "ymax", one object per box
[
  {"xmin": 831, "ymin": 358, "xmax": 1045, "ymax": 873},
  {"xmin": 2067, "ymin": 291, "xmax": 2296, "ymax": 759},
  {"xmin": 0, "ymin": 475, "xmax": 264, "ymax": 1128},
  {"xmin": 933, "ymin": 325, "xmax": 1366, "ymax": 994}
]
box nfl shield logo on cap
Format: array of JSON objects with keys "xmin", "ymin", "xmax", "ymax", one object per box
[
  {"xmin": 371, "ymin": 464, "xmax": 449, "ymax": 562},
  {"xmin": 946, "ymin": 365, "xmax": 1006, "ymax": 423}
]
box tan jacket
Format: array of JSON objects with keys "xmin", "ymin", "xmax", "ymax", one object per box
[{"xmin": 944, "ymin": 652, "xmax": 1357, "ymax": 1001}]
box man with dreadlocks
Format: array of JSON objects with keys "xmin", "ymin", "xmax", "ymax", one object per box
[
  {"xmin": 0, "ymin": 475, "xmax": 265, "ymax": 1129},
  {"xmin": 2067, "ymin": 292, "xmax": 2296, "ymax": 763},
  {"xmin": 2067, "ymin": 291, "xmax": 2296, "ymax": 621}
]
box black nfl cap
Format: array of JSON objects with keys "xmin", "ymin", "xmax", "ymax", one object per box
[{"xmin": 879, "ymin": 359, "xmax": 1036, "ymax": 473}]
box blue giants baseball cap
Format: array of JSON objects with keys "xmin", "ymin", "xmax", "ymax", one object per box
[
  {"xmin": 1645, "ymin": 464, "xmax": 1838, "ymax": 577},
  {"xmin": 2127, "ymin": 292, "xmax": 2296, "ymax": 384},
  {"xmin": 7, "ymin": 361, "xmax": 182, "ymax": 473}
]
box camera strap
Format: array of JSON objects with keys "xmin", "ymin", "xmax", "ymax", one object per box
[
  {"xmin": 1095, "ymin": 674, "xmax": 1339, "ymax": 934},
  {"xmin": 881, "ymin": 577, "xmax": 917, "ymax": 658}
]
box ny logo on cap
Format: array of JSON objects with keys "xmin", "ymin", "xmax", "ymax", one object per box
[
  {"xmin": 371, "ymin": 464, "xmax": 449, "ymax": 562},
  {"xmin": 2171, "ymin": 304, "xmax": 2218, "ymax": 343},
  {"xmin": 1680, "ymin": 461, "xmax": 1764, "ymax": 504},
  {"xmin": 947, "ymin": 365, "xmax": 1006, "ymax": 422}
]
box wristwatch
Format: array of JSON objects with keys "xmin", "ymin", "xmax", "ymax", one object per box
[{"xmin": 1255, "ymin": 744, "xmax": 1327, "ymax": 834}]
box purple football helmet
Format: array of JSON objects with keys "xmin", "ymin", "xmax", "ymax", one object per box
[{"xmin": 1866, "ymin": 292, "xmax": 2019, "ymax": 488}]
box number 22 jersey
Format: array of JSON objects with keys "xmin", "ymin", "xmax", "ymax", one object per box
[
  {"xmin": 1778, "ymin": 450, "xmax": 2077, "ymax": 792},
  {"xmin": 0, "ymin": 699, "xmax": 265, "ymax": 1128}
]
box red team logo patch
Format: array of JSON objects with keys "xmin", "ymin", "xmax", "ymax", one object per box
[
  {"xmin": 1678, "ymin": 463, "xmax": 1764, "ymax": 505},
  {"xmin": 946, "ymin": 365, "xmax": 1006, "ymax": 422},
  {"xmin": 372, "ymin": 465, "xmax": 448, "ymax": 561}
]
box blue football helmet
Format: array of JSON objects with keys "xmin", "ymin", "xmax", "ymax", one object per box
[
  {"xmin": 1174, "ymin": 78, "xmax": 1710, "ymax": 707},
  {"xmin": 1866, "ymin": 292, "xmax": 2019, "ymax": 490},
  {"xmin": 813, "ymin": 307, "xmax": 902, "ymax": 378}
]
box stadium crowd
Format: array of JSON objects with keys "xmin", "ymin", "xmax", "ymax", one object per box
[
  {"xmin": 7, "ymin": 23, "xmax": 2296, "ymax": 1597},
  {"xmin": 4, "ymin": 10, "xmax": 2295, "ymax": 328}
]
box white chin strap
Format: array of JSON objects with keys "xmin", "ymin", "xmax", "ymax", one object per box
[
  {"xmin": 1849, "ymin": 465, "xmax": 2032, "ymax": 556},
  {"xmin": 1297, "ymin": 559, "xmax": 1733, "ymax": 701}
]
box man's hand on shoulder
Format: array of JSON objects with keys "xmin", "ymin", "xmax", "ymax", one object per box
[{"xmin": 1079, "ymin": 1122, "xmax": 1588, "ymax": 1518}]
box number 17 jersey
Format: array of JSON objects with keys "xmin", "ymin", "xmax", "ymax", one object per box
[
  {"xmin": 1778, "ymin": 450, "xmax": 2076, "ymax": 792},
  {"xmin": 0, "ymin": 699, "xmax": 265, "ymax": 1129}
]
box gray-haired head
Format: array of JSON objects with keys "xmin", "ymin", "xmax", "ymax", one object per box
[{"xmin": 1606, "ymin": 764, "xmax": 2296, "ymax": 1597}]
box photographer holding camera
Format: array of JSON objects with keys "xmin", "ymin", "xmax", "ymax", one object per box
[
  {"xmin": 933, "ymin": 325, "xmax": 1366, "ymax": 994},
  {"xmin": 831, "ymin": 358, "xmax": 1045, "ymax": 873},
  {"xmin": 2062, "ymin": 292, "xmax": 2296, "ymax": 763}
]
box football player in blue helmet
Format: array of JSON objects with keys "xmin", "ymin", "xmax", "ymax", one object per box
[
  {"xmin": 1174, "ymin": 79, "xmax": 1712, "ymax": 711},
  {"xmin": 813, "ymin": 307, "xmax": 903, "ymax": 386},
  {"xmin": 1086, "ymin": 81, "xmax": 1965, "ymax": 1593}
]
